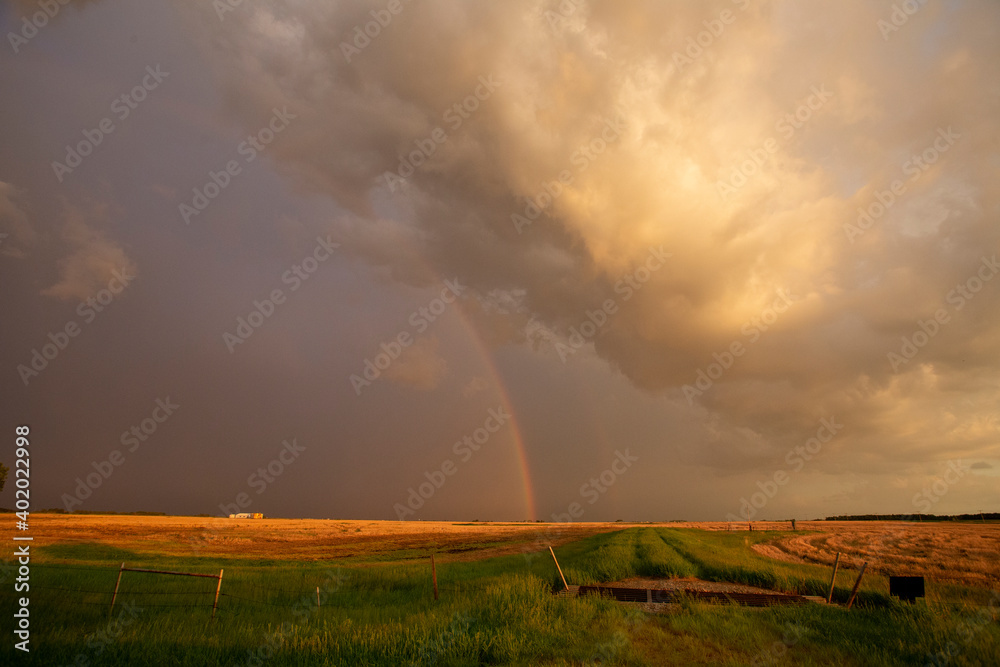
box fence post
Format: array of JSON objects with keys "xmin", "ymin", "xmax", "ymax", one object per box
[
  {"xmin": 549, "ymin": 546, "xmax": 569, "ymax": 591},
  {"xmin": 826, "ymin": 552, "xmax": 841, "ymax": 604},
  {"xmin": 431, "ymin": 554, "xmax": 438, "ymax": 601},
  {"xmin": 212, "ymin": 569, "xmax": 224, "ymax": 619},
  {"xmin": 846, "ymin": 562, "xmax": 867, "ymax": 609},
  {"xmin": 110, "ymin": 562, "xmax": 125, "ymax": 616}
]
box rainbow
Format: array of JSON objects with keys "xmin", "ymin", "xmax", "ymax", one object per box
[{"xmin": 454, "ymin": 308, "xmax": 538, "ymax": 521}]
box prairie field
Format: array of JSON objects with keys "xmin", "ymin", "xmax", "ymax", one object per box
[
  {"xmin": 747, "ymin": 520, "xmax": 1000, "ymax": 589},
  {"xmin": 3, "ymin": 514, "xmax": 998, "ymax": 666},
  {"xmin": 12, "ymin": 514, "xmax": 628, "ymax": 562}
]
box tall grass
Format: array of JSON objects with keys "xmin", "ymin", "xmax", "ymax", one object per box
[{"xmin": 9, "ymin": 529, "xmax": 998, "ymax": 666}]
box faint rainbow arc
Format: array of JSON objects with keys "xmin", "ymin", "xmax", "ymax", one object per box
[{"xmin": 452, "ymin": 309, "xmax": 538, "ymax": 521}]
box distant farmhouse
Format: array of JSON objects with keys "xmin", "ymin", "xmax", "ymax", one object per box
[{"xmin": 229, "ymin": 513, "xmax": 264, "ymax": 519}]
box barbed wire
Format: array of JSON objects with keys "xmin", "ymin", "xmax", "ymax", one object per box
[
  {"xmin": 29, "ymin": 585, "xmax": 347, "ymax": 610},
  {"xmin": 217, "ymin": 592, "xmax": 315, "ymax": 607},
  {"xmin": 33, "ymin": 585, "xmax": 218, "ymax": 595},
  {"xmin": 30, "ymin": 568, "xmax": 350, "ymax": 596},
  {"xmin": 74, "ymin": 601, "xmax": 217, "ymax": 608}
]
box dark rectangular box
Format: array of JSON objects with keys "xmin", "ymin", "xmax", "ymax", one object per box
[{"xmin": 889, "ymin": 576, "xmax": 924, "ymax": 602}]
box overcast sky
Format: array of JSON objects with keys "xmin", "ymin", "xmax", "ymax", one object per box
[{"xmin": 1, "ymin": 0, "xmax": 998, "ymax": 522}]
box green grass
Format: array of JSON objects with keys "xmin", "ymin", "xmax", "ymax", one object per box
[{"xmin": 6, "ymin": 528, "xmax": 998, "ymax": 665}]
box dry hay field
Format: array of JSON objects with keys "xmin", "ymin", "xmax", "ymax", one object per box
[
  {"xmin": 22, "ymin": 513, "xmax": 637, "ymax": 563},
  {"xmin": 23, "ymin": 514, "xmax": 1000, "ymax": 588},
  {"xmin": 747, "ymin": 520, "xmax": 1000, "ymax": 588}
]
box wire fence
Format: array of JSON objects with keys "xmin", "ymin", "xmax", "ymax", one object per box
[
  {"xmin": 28, "ymin": 562, "xmax": 354, "ymax": 615},
  {"xmin": 22, "ymin": 562, "xmax": 1000, "ymax": 619},
  {"xmin": 31, "ymin": 587, "xmax": 340, "ymax": 611}
]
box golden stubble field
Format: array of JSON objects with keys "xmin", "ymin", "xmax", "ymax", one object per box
[
  {"xmin": 16, "ymin": 514, "xmax": 633, "ymax": 562},
  {"xmin": 749, "ymin": 520, "xmax": 1000, "ymax": 588},
  {"xmin": 12, "ymin": 515, "xmax": 1000, "ymax": 587}
]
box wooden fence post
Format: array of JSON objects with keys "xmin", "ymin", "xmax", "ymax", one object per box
[
  {"xmin": 431, "ymin": 554, "xmax": 438, "ymax": 601},
  {"xmin": 826, "ymin": 552, "xmax": 841, "ymax": 604},
  {"xmin": 846, "ymin": 562, "xmax": 867, "ymax": 609},
  {"xmin": 211, "ymin": 569, "xmax": 224, "ymax": 619},
  {"xmin": 110, "ymin": 562, "xmax": 125, "ymax": 616},
  {"xmin": 549, "ymin": 546, "xmax": 569, "ymax": 591},
  {"xmin": 316, "ymin": 586, "xmax": 321, "ymax": 608}
]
